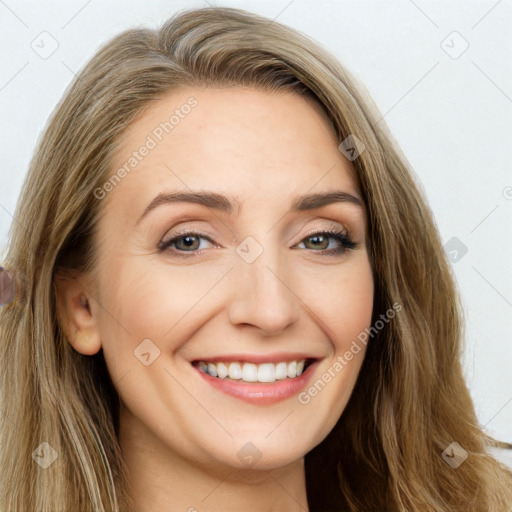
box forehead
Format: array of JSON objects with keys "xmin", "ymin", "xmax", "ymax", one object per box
[{"xmin": 102, "ymin": 86, "xmax": 361, "ymax": 220}]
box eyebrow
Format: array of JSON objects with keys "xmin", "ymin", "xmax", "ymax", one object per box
[{"xmin": 136, "ymin": 190, "xmax": 363, "ymax": 225}]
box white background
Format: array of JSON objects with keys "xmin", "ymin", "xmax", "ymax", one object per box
[{"xmin": 1, "ymin": 0, "xmax": 511, "ymax": 468}]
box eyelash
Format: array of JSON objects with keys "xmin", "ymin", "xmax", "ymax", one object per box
[{"xmin": 158, "ymin": 227, "xmax": 357, "ymax": 259}]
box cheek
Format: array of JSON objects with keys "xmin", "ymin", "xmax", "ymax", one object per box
[
  {"xmin": 303, "ymin": 258, "xmax": 374, "ymax": 350},
  {"xmin": 96, "ymin": 258, "xmax": 226, "ymax": 355},
  {"xmin": 292, "ymin": 257, "xmax": 374, "ymax": 444}
]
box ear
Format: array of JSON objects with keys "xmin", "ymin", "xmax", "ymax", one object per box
[{"xmin": 53, "ymin": 268, "xmax": 102, "ymax": 356}]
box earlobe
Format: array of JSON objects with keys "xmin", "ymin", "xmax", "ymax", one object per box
[
  {"xmin": 54, "ymin": 269, "xmax": 102, "ymax": 356},
  {"xmin": 71, "ymin": 329, "xmax": 101, "ymax": 356}
]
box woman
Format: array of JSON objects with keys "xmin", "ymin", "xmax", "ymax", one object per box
[{"xmin": 1, "ymin": 6, "xmax": 511, "ymax": 512}]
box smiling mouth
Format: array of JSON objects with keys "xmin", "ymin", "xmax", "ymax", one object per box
[{"xmin": 191, "ymin": 358, "xmax": 316, "ymax": 383}]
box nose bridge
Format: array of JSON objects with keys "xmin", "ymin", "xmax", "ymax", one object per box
[{"xmin": 227, "ymin": 233, "xmax": 300, "ymax": 335}]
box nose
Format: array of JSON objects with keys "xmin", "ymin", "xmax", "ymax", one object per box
[{"xmin": 227, "ymin": 245, "xmax": 301, "ymax": 337}]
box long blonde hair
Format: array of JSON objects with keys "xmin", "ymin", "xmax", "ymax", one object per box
[{"xmin": 1, "ymin": 6, "xmax": 511, "ymax": 511}]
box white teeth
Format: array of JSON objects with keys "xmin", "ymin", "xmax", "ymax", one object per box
[
  {"xmin": 287, "ymin": 361, "xmax": 297, "ymax": 378},
  {"xmin": 217, "ymin": 362, "xmax": 228, "ymax": 379},
  {"xmin": 258, "ymin": 363, "xmax": 275, "ymax": 382},
  {"xmin": 228, "ymin": 362, "xmax": 242, "ymax": 380},
  {"xmin": 242, "ymin": 363, "xmax": 258, "ymax": 382},
  {"xmin": 196, "ymin": 359, "xmax": 310, "ymax": 382},
  {"xmin": 275, "ymin": 362, "xmax": 288, "ymax": 380},
  {"xmin": 207, "ymin": 363, "xmax": 217, "ymax": 377}
]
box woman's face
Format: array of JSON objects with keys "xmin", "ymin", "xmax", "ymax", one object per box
[{"xmin": 87, "ymin": 86, "xmax": 374, "ymax": 470}]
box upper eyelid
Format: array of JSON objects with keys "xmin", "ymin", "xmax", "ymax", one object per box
[
  {"xmin": 302, "ymin": 222, "xmax": 348, "ymax": 236},
  {"xmin": 163, "ymin": 219, "xmax": 350, "ymax": 240}
]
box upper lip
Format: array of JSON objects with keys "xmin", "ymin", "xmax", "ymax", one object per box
[{"xmin": 191, "ymin": 352, "xmax": 320, "ymax": 365}]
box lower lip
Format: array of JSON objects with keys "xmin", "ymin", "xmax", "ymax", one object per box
[{"xmin": 192, "ymin": 361, "xmax": 319, "ymax": 405}]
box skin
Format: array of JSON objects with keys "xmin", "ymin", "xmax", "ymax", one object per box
[{"xmin": 55, "ymin": 87, "xmax": 374, "ymax": 512}]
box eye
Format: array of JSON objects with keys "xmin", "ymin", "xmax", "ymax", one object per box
[
  {"xmin": 158, "ymin": 230, "xmax": 215, "ymax": 257},
  {"xmin": 158, "ymin": 227, "xmax": 357, "ymax": 258},
  {"xmin": 295, "ymin": 228, "xmax": 356, "ymax": 256}
]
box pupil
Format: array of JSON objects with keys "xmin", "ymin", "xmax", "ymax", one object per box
[
  {"xmin": 182, "ymin": 235, "xmax": 197, "ymax": 249},
  {"xmin": 310, "ymin": 235, "xmax": 326, "ymax": 249}
]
